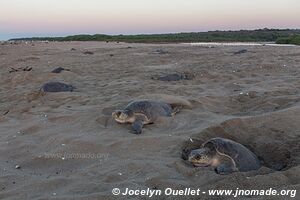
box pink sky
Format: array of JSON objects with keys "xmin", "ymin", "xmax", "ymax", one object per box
[{"xmin": 1, "ymin": 0, "xmax": 300, "ymax": 39}]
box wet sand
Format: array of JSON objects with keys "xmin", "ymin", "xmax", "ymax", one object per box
[{"xmin": 0, "ymin": 41, "xmax": 300, "ymax": 199}]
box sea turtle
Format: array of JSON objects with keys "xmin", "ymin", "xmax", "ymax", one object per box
[
  {"xmin": 51, "ymin": 67, "xmax": 70, "ymax": 73},
  {"xmin": 112, "ymin": 100, "xmax": 180, "ymax": 134},
  {"xmin": 233, "ymin": 49, "xmax": 247, "ymax": 55},
  {"xmin": 83, "ymin": 51, "xmax": 94, "ymax": 55},
  {"xmin": 187, "ymin": 137, "xmax": 261, "ymax": 174},
  {"xmin": 154, "ymin": 49, "xmax": 168, "ymax": 54},
  {"xmin": 151, "ymin": 73, "xmax": 188, "ymax": 81},
  {"xmin": 41, "ymin": 82, "xmax": 75, "ymax": 92}
]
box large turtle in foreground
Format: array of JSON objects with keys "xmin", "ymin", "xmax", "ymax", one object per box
[
  {"xmin": 187, "ymin": 137, "xmax": 261, "ymax": 174},
  {"xmin": 112, "ymin": 100, "xmax": 180, "ymax": 134}
]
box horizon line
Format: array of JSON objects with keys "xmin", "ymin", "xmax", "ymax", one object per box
[{"xmin": 4, "ymin": 27, "xmax": 300, "ymax": 41}]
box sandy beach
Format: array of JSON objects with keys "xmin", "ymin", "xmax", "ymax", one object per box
[{"xmin": 0, "ymin": 41, "xmax": 299, "ymax": 199}]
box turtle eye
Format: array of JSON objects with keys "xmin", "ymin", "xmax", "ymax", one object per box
[
  {"xmin": 114, "ymin": 111, "xmax": 121, "ymax": 117},
  {"xmin": 195, "ymin": 155, "xmax": 201, "ymax": 160}
]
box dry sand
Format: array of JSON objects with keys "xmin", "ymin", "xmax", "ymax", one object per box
[{"xmin": 0, "ymin": 41, "xmax": 299, "ymax": 199}]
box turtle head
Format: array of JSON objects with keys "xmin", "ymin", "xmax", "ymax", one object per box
[
  {"xmin": 112, "ymin": 109, "xmax": 133, "ymax": 123},
  {"xmin": 188, "ymin": 147, "xmax": 214, "ymax": 167}
]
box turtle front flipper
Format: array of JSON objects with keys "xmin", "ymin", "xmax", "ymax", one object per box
[
  {"xmin": 171, "ymin": 106, "xmax": 181, "ymax": 116},
  {"xmin": 132, "ymin": 120, "xmax": 144, "ymax": 134},
  {"xmin": 215, "ymin": 163, "xmax": 238, "ymax": 175}
]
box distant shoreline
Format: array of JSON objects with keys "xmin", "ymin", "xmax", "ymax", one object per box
[
  {"xmin": 8, "ymin": 29, "xmax": 300, "ymax": 45},
  {"xmin": 189, "ymin": 42, "xmax": 297, "ymax": 47}
]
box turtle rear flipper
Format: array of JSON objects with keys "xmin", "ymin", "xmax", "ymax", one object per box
[{"xmin": 132, "ymin": 120, "xmax": 143, "ymax": 134}]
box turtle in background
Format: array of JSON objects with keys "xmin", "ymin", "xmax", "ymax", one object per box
[
  {"xmin": 51, "ymin": 67, "xmax": 70, "ymax": 73},
  {"xmin": 112, "ymin": 100, "xmax": 180, "ymax": 134},
  {"xmin": 186, "ymin": 137, "xmax": 261, "ymax": 174},
  {"xmin": 151, "ymin": 73, "xmax": 192, "ymax": 81},
  {"xmin": 233, "ymin": 49, "xmax": 247, "ymax": 55},
  {"xmin": 40, "ymin": 82, "xmax": 75, "ymax": 92}
]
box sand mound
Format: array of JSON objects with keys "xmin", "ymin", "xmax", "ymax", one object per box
[
  {"xmin": 137, "ymin": 94, "xmax": 193, "ymax": 109},
  {"xmin": 179, "ymin": 106, "xmax": 300, "ymax": 199},
  {"xmin": 183, "ymin": 106, "xmax": 300, "ymax": 170}
]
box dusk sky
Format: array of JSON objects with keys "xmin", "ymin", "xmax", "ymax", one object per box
[{"xmin": 1, "ymin": 0, "xmax": 300, "ymax": 40}]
